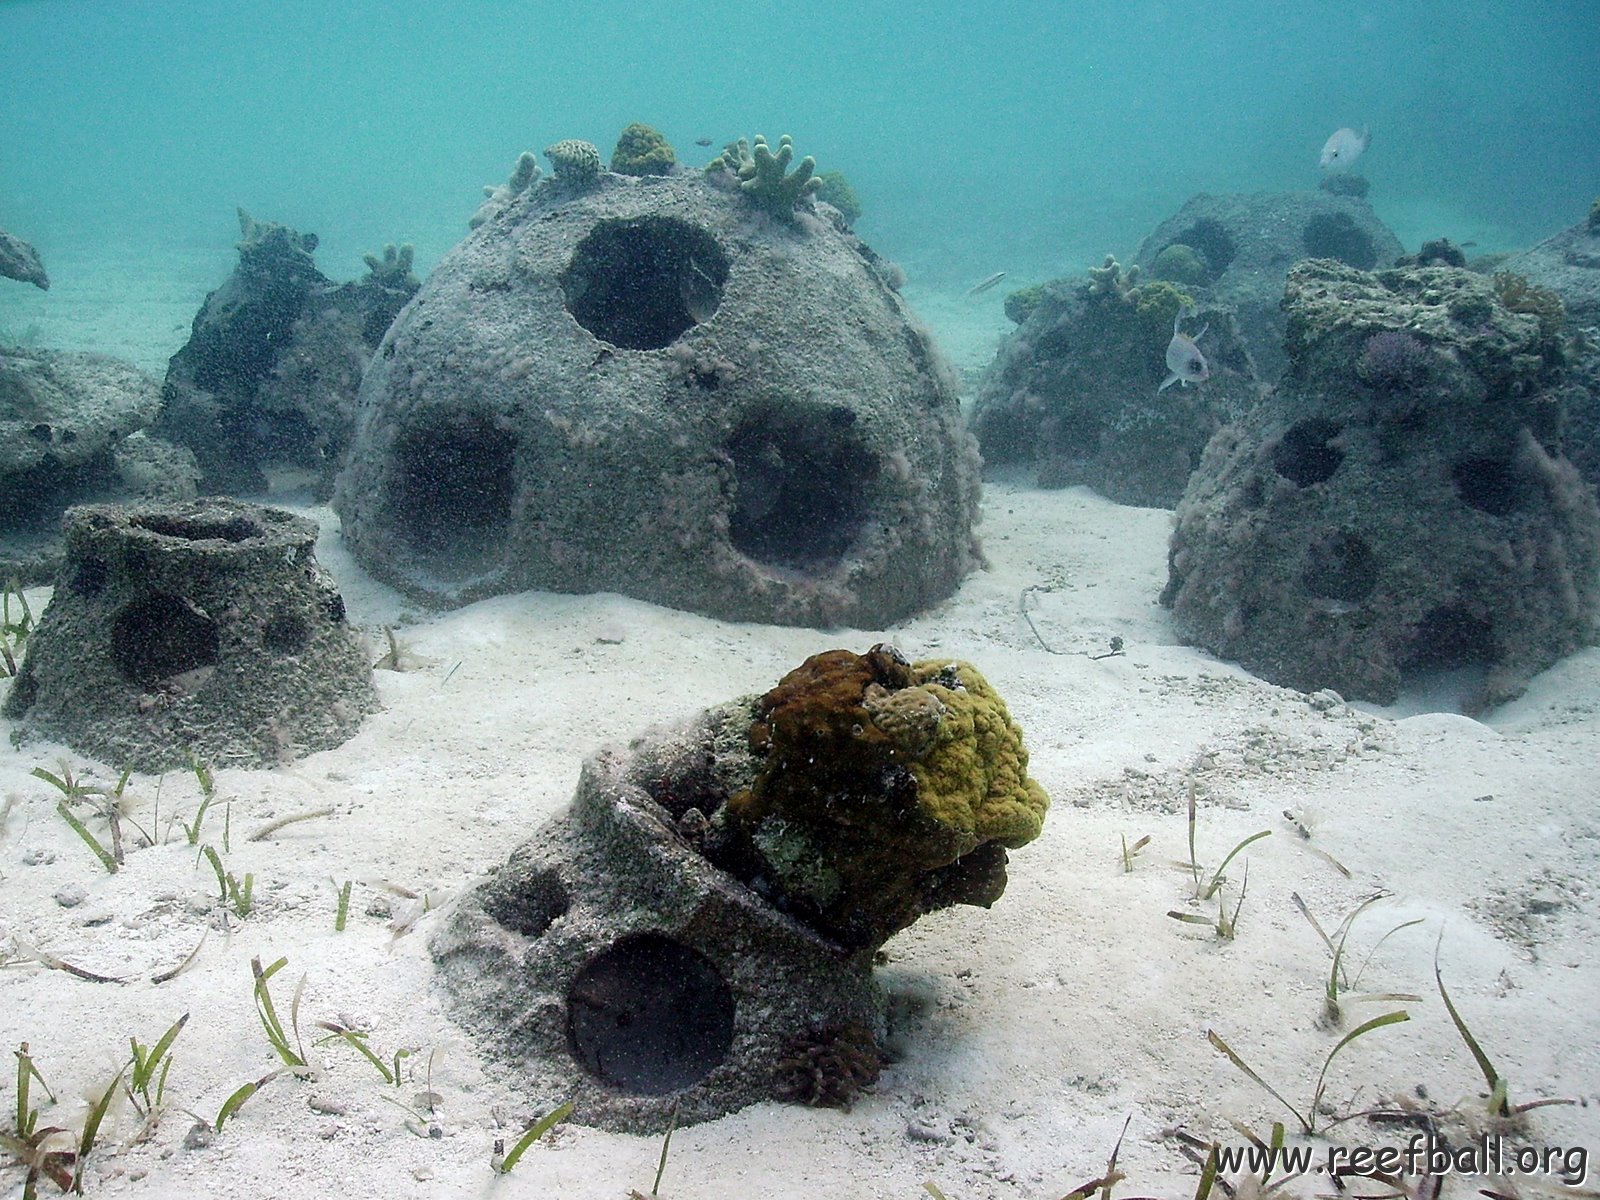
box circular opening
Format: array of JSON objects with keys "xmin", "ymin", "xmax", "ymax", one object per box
[
  {"xmin": 1451, "ymin": 456, "xmax": 1530, "ymax": 516},
  {"xmin": 1169, "ymin": 218, "xmax": 1237, "ymax": 279},
  {"xmin": 130, "ymin": 513, "xmax": 264, "ymax": 543},
  {"xmin": 726, "ymin": 407, "xmax": 876, "ymax": 572},
  {"xmin": 262, "ymin": 609, "xmax": 310, "ymax": 654},
  {"xmin": 1302, "ymin": 531, "xmax": 1378, "ymax": 603},
  {"xmin": 1272, "ymin": 418, "xmax": 1345, "ymax": 486},
  {"xmin": 1402, "ymin": 603, "xmax": 1497, "ymax": 672},
  {"xmin": 387, "ymin": 413, "xmax": 516, "ymax": 580},
  {"xmin": 482, "ymin": 870, "xmax": 570, "ymax": 938},
  {"xmin": 561, "ymin": 217, "xmax": 730, "ymax": 350},
  {"xmin": 1302, "ymin": 212, "xmax": 1377, "ymax": 269},
  {"xmin": 566, "ymin": 933, "xmax": 735, "ymax": 1095},
  {"xmin": 111, "ymin": 594, "xmax": 220, "ymax": 687}
]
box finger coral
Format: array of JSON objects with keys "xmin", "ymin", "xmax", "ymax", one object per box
[{"xmin": 718, "ymin": 133, "xmax": 823, "ymax": 220}]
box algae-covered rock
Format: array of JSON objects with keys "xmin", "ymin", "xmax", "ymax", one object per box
[
  {"xmin": 1134, "ymin": 191, "xmax": 1405, "ymax": 380},
  {"xmin": 1, "ymin": 347, "xmax": 194, "ymax": 583},
  {"xmin": 712, "ymin": 646, "xmax": 1047, "ymax": 949},
  {"xmin": 157, "ymin": 209, "xmax": 417, "ymax": 496}
]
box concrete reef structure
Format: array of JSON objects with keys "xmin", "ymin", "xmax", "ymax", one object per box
[
  {"xmin": 431, "ymin": 646, "xmax": 1047, "ymax": 1132},
  {"xmin": 1, "ymin": 348, "xmax": 196, "ymax": 583},
  {"xmin": 974, "ymin": 260, "xmax": 1260, "ymax": 507},
  {"xmin": 4, "ymin": 498, "xmax": 376, "ymax": 769},
  {"xmin": 1162, "ymin": 260, "xmax": 1600, "ymax": 710},
  {"xmin": 157, "ymin": 210, "xmax": 418, "ymax": 497},
  {"xmin": 1133, "ymin": 191, "xmax": 1405, "ymax": 381},
  {"xmin": 0, "ymin": 228, "xmax": 48, "ymax": 289},
  {"xmin": 335, "ymin": 157, "xmax": 980, "ymax": 627}
]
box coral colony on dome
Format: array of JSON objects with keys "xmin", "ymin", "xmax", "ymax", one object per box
[{"xmin": 4, "ymin": 8, "xmax": 1600, "ymax": 1193}]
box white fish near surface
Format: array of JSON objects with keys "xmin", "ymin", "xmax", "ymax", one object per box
[
  {"xmin": 1320, "ymin": 126, "xmax": 1371, "ymax": 170},
  {"xmin": 1159, "ymin": 312, "xmax": 1209, "ymax": 393}
]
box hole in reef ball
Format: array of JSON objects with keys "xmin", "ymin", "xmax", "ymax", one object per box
[
  {"xmin": 561, "ymin": 216, "xmax": 729, "ymax": 350},
  {"xmin": 129, "ymin": 513, "xmax": 264, "ymax": 542},
  {"xmin": 1302, "ymin": 531, "xmax": 1378, "ymax": 603},
  {"xmin": 1272, "ymin": 418, "xmax": 1345, "ymax": 486},
  {"xmin": 111, "ymin": 594, "xmax": 220, "ymax": 687},
  {"xmin": 386, "ymin": 411, "xmax": 516, "ymax": 581},
  {"xmin": 566, "ymin": 933, "xmax": 735, "ymax": 1095},
  {"xmin": 726, "ymin": 406, "xmax": 876, "ymax": 572},
  {"xmin": 1301, "ymin": 212, "xmax": 1377, "ymax": 270},
  {"xmin": 482, "ymin": 869, "xmax": 570, "ymax": 938},
  {"xmin": 262, "ymin": 609, "xmax": 311, "ymax": 654},
  {"xmin": 1451, "ymin": 455, "xmax": 1531, "ymax": 516},
  {"xmin": 1169, "ymin": 217, "xmax": 1237, "ymax": 280},
  {"xmin": 1402, "ymin": 603, "xmax": 1498, "ymax": 672}
]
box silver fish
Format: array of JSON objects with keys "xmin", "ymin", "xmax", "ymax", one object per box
[
  {"xmin": 967, "ymin": 271, "xmax": 1007, "ymax": 296},
  {"xmin": 1320, "ymin": 126, "xmax": 1371, "ymax": 170},
  {"xmin": 1159, "ymin": 312, "xmax": 1209, "ymax": 393}
]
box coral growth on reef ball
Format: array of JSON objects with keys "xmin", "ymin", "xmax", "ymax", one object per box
[
  {"xmin": 1357, "ymin": 329, "xmax": 1435, "ymax": 390},
  {"xmin": 1151, "ymin": 242, "xmax": 1209, "ymax": 287},
  {"xmin": 543, "ymin": 139, "xmax": 602, "ymax": 181},
  {"xmin": 771, "ymin": 1023, "xmax": 885, "ymax": 1109},
  {"xmin": 814, "ymin": 170, "xmax": 861, "ymax": 226},
  {"xmin": 715, "ymin": 134, "xmax": 824, "ymax": 220},
  {"xmin": 610, "ymin": 123, "xmax": 676, "ymax": 176},
  {"xmin": 715, "ymin": 645, "xmax": 1048, "ymax": 950}
]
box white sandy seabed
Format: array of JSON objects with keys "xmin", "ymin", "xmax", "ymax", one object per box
[{"xmin": 1, "ymin": 256, "xmax": 1598, "ymax": 1200}]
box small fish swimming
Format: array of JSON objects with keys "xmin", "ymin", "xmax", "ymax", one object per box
[
  {"xmin": 967, "ymin": 271, "xmax": 1007, "ymax": 296},
  {"xmin": 1320, "ymin": 126, "xmax": 1371, "ymax": 170},
  {"xmin": 695, "ymin": 137, "xmax": 714, "ymax": 147},
  {"xmin": 1159, "ymin": 311, "xmax": 1209, "ymax": 393}
]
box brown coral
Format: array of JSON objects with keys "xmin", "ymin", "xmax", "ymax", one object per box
[
  {"xmin": 714, "ymin": 645, "xmax": 1048, "ymax": 950},
  {"xmin": 771, "ymin": 1023, "xmax": 884, "ymax": 1109}
]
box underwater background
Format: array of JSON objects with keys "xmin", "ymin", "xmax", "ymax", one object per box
[{"xmin": 4, "ymin": 0, "xmax": 1598, "ymax": 304}]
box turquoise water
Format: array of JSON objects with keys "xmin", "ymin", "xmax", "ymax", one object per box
[{"xmin": 4, "ymin": 0, "xmax": 1597, "ymax": 288}]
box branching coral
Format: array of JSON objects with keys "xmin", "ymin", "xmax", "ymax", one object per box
[
  {"xmin": 361, "ymin": 243, "xmax": 419, "ymax": 290},
  {"xmin": 718, "ymin": 134, "xmax": 823, "ymax": 220},
  {"xmin": 1088, "ymin": 254, "xmax": 1140, "ymax": 299},
  {"xmin": 470, "ymin": 152, "xmax": 541, "ymax": 228}
]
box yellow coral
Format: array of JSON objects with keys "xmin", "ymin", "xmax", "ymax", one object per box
[{"xmin": 905, "ymin": 661, "xmax": 1048, "ymax": 848}]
